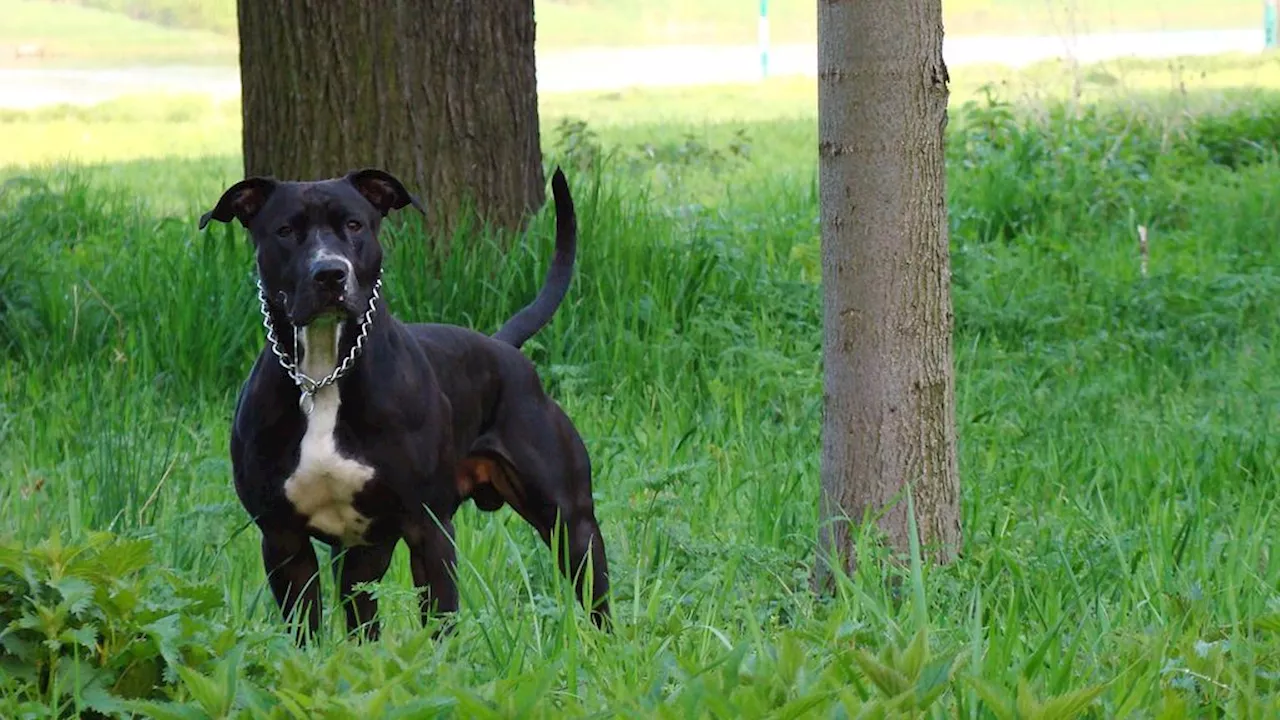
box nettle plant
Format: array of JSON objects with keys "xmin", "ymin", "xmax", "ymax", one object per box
[{"xmin": 0, "ymin": 532, "xmax": 276, "ymax": 716}]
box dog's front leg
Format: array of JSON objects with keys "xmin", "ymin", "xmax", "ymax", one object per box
[
  {"xmin": 261, "ymin": 529, "xmax": 322, "ymax": 643},
  {"xmin": 331, "ymin": 542, "xmax": 396, "ymax": 641},
  {"xmin": 404, "ymin": 516, "xmax": 459, "ymax": 633}
]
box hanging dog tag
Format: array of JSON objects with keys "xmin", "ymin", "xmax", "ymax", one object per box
[{"xmin": 299, "ymin": 391, "xmax": 315, "ymax": 416}]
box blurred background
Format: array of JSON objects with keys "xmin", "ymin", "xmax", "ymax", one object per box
[{"xmin": 0, "ymin": 1, "xmax": 1267, "ymax": 165}]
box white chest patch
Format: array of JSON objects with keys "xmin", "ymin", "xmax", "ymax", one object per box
[{"xmin": 282, "ymin": 318, "xmax": 376, "ymax": 546}]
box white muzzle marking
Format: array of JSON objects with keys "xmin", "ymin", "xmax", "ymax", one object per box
[{"xmin": 310, "ymin": 247, "xmax": 357, "ymax": 301}]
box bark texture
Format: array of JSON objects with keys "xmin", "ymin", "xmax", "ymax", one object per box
[
  {"xmin": 814, "ymin": 0, "xmax": 961, "ymax": 587},
  {"xmin": 237, "ymin": 0, "xmax": 544, "ymax": 237}
]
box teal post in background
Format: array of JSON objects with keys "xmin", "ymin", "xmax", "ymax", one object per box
[
  {"xmin": 1268, "ymin": 0, "xmax": 1279, "ymax": 49},
  {"xmin": 759, "ymin": 0, "xmax": 769, "ymax": 79}
]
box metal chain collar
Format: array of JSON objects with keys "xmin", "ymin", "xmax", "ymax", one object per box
[{"xmin": 255, "ymin": 275, "xmax": 382, "ymax": 415}]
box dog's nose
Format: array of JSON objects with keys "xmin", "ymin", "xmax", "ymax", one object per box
[{"xmin": 311, "ymin": 260, "xmax": 348, "ymax": 290}]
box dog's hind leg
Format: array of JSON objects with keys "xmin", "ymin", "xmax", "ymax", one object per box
[
  {"xmin": 475, "ymin": 403, "xmax": 611, "ymax": 629},
  {"xmin": 330, "ymin": 541, "xmax": 396, "ymax": 641},
  {"xmin": 538, "ymin": 487, "xmax": 611, "ymax": 630},
  {"xmin": 541, "ymin": 485, "xmax": 611, "ymax": 630}
]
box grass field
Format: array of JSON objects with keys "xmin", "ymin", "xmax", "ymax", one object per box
[
  {"xmin": 0, "ymin": 0, "xmax": 236, "ymax": 67},
  {"xmin": 3, "ymin": 54, "xmax": 1280, "ymax": 716},
  {"xmin": 534, "ymin": 0, "xmax": 1264, "ymax": 47},
  {"xmin": 0, "ymin": 0, "xmax": 1265, "ymax": 68},
  {"xmin": 6, "ymin": 52, "xmax": 1280, "ymax": 171}
]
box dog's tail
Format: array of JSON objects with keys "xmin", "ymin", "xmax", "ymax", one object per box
[{"xmin": 493, "ymin": 167, "xmax": 577, "ymax": 348}]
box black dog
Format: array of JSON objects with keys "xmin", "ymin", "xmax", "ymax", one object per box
[{"xmin": 199, "ymin": 167, "xmax": 609, "ymax": 641}]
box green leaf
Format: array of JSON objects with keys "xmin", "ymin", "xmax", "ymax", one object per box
[
  {"xmin": 1152, "ymin": 690, "xmax": 1190, "ymax": 720},
  {"xmin": 1038, "ymin": 683, "xmax": 1107, "ymax": 720},
  {"xmin": 1015, "ymin": 677, "xmax": 1042, "ymax": 718},
  {"xmin": 113, "ymin": 656, "xmax": 164, "ymax": 700},
  {"xmin": 144, "ymin": 614, "xmax": 184, "ymax": 669},
  {"xmin": 899, "ymin": 627, "xmax": 929, "ymax": 681},
  {"xmin": 507, "ymin": 664, "xmax": 559, "ymax": 718},
  {"xmin": 853, "ymin": 698, "xmax": 889, "ymax": 720},
  {"xmin": 718, "ymin": 641, "xmax": 751, "ymax": 689},
  {"xmin": 53, "ymin": 656, "xmax": 111, "ymax": 699},
  {"xmin": 120, "ymin": 699, "xmax": 211, "ymax": 720},
  {"xmin": 173, "ymin": 580, "xmax": 224, "ymax": 615},
  {"xmin": 451, "ymin": 688, "xmax": 506, "ymax": 720},
  {"xmin": 1253, "ymin": 612, "xmax": 1280, "ymax": 634},
  {"xmin": 904, "ymin": 486, "xmax": 930, "ymax": 632},
  {"xmin": 233, "ymin": 679, "xmax": 279, "ymax": 717},
  {"xmin": 0, "ymin": 546, "xmax": 26, "ymax": 575},
  {"xmin": 83, "ymin": 537, "xmax": 154, "ymax": 579},
  {"xmin": 383, "ymin": 696, "xmax": 457, "ymax": 719},
  {"xmin": 915, "ymin": 652, "xmax": 965, "ymax": 708},
  {"xmin": 836, "ymin": 687, "xmax": 866, "ymax": 718},
  {"xmin": 0, "ymin": 632, "xmax": 39, "ymax": 664},
  {"xmin": 105, "ymin": 583, "xmax": 141, "ymax": 618},
  {"xmin": 58, "ymin": 623, "xmax": 98, "ymax": 651},
  {"xmin": 270, "ymin": 688, "xmax": 316, "ymax": 718},
  {"xmin": 175, "ymin": 663, "xmax": 231, "ymax": 718},
  {"xmin": 218, "ymin": 644, "xmax": 244, "ymax": 717},
  {"xmin": 80, "ymin": 684, "xmax": 133, "ymax": 717},
  {"xmin": 1019, "ymin": 617, "xmax": 1067, "ymax": 684},
  {"xmin": 52, "ymin": 576, "xmax": 95, "ymax": 616},
  {"xmin": 773, "ymin": 689, "xmax": 839, "ymax": 719},
  {"xmin": 0, "ymin": 654, "xmax": 39, "ymax": 684},
  {"xmin": 852, "ymin": 648, "xmax": 910, "ymax": 698},
  {"xmin": 967, "ymin": 676, "xmax": 1014, "ymax": 720}
]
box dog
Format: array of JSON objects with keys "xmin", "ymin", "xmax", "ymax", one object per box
[{"xmin": 199, "ymin": 167, "xmax": 609, "ymax": 641}]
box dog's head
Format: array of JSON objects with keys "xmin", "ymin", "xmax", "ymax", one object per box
[{"xmin": 200, "ymin": 169, "xmax": 425, "ymax": 327}]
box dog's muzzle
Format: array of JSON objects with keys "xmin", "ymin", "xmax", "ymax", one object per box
[
  {"xmin": 311, "ymin": 259, "xmax": 347, "ymax": 292},
  {"xmin": 311, "ymin": 258, "xmax": 352, "ymax": 302}
]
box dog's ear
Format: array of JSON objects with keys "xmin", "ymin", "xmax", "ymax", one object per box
[
  {"xmin": 199, "ymin": 177, "xmax": 278, "ymax": 230},
  {"xmin": 344, "ymin": 168, "xmax": 426, "ymax": 217}
]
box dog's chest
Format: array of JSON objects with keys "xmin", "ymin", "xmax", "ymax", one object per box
[{"xmin": 281, "ymin": 322, "xmax": 377, "ymax": 546}]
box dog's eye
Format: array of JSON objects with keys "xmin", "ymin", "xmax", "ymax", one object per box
[
  {"xmin": 275, "ymin": 225, "xmax": 293, "ymax": 239},
  {"xmin": 345, "ymin": 220, "xmax": 363, "ymax": 233}
]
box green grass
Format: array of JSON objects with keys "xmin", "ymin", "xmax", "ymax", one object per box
[
  {"xmin": 0, "ymin": 0, "xmax": 235, "ymax": 67},
  {"xmin": 0, "ymin": 0, "xmax": 1265, "ymax": 68},
  {"xmin": 3, "ymin": 54, "xmax": 1280, "ymax": 716}
]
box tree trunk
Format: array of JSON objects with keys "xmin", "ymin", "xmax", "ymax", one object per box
[
  {"xmin": 237, "ymin": 0, "xmax": 544, "ymax": 238},
  {"xmin": 813, "ymin": 0, "xmax": 961, "ymax": 588}
]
